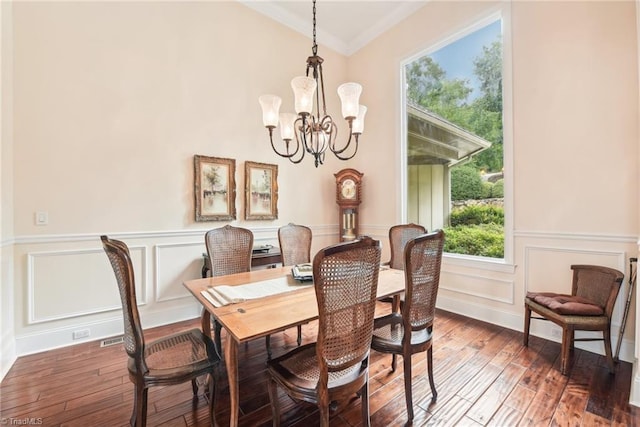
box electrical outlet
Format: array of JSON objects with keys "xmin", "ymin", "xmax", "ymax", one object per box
[{"xmin": 72, "ymin": 329, "xmax": 90, "ymax": 340}]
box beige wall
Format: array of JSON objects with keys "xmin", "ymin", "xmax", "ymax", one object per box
[
  {"xmin": 2, "ymin": 0, "xmax": 639, "ymax": 403},
  {"xmin": 349, "ymin": 0, "xmax": 638, "ymax": 381},
  {"xmin": 4, "ymin": 1, "xmax": 352, "ymax": 362}
]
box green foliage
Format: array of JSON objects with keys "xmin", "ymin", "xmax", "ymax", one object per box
[
  {"xmin": 482, "ymin": 181, "xmax": 493, "ymax": 199},
  {"xmin": 405, "ymin": 33, "xmax": 504, "ymax": 173},
  {"xmin": 492, "ymin": 179, "xmax": 504, "ymax": 198},
  {"xmin": 446, "ymin": 205, "xmax": 504, "ymax": 258},
  {"xmin": 451, "ymin": 166, "xmax": 484, "ymax": 200},
  {"xmin": 450, "ymin": 205, "xmax": 504, "ymax": 226},
  {"xmin": 444, "ymin": 223, "xmax": 504, "ymax": 258}
]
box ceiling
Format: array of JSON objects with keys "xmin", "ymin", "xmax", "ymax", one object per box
[{"xmin": 239, "ymin": 1, "xmax": 427, "ymax": 56}]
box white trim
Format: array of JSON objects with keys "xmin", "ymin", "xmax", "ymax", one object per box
[
  {"xmin": 516, "ymin": 230, "xmax": 637, "ymax": 243},
  {"xmin": 444, "ymin": 253, "xmax": 516, "ymax": 274},
  {"xmin": 633, "ymin": 0, "xmax": 640, "ymax": 409},
  {"xmin": 501, "ymin": 1, "xmax": 514, "ymax": 266},
  {"xmin": 0, "ymin": 328, "xmax": 16, "ymax": 381},
  {"xmin": 11, "ymin": 225, "xmax": 323, "ymax": 246},
  {"xmin": 239, "ymin": 1, "xmax": 425, "ymax": 56},
  {"xmin": 437, "ymin": 294, "xmax": 522, "ymax": 332}
]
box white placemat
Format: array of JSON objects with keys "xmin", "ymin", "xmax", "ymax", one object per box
[{"xmin": 201, "ymin": 276, "xmax": 312, "ymax": 307}]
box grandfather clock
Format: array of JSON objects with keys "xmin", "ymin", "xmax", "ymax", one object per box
[{"xmin": 335, "ymin": 168, "xmax": 364, "ymax": 242}]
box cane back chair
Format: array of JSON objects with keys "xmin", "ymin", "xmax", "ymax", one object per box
[
  {"xmin": 370, "ymin": 229, "xmax": 444, "ymax": 422},
  {"xmin": 266, "ymin": 237, "xmax": 382, "ymax": 426},
  {"xmin": 524, "ymin": 264, "xmax": 624, "ymax": 375},
  {"xmin": 381, "ymin": 223, "xmax": 427, "ymax": 312},
  {"xmin": 101, "ymin": 236, "xmax": 220, "ymax": 427},
  {"xmin": 204, "ymin": 225, "xmax": 255, "ymax": 355},
  {"xmin": 276, "ymin": 222, "xmax": 313, "ymax": 347}
]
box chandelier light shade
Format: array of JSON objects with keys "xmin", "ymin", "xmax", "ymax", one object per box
[{"xmin": 259, "ymin": 0, "xmax": 366, "ymax": 167}]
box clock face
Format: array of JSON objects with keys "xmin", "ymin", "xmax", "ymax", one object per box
[{"xmin": 341, "ymin": 179, "xmax": 357, "ymax": 199}]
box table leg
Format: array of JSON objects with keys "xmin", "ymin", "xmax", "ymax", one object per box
[
  {"xmin": 225, "ymin": 336, "xmax": 240, "ymax": 427},
  {"xmin": 201, "ymin": 309, "xmax": 211, "ymax": 338}
]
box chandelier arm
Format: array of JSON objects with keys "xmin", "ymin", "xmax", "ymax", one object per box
[
  {"xmin": 329, "ymin": 120, "xmax": 352, "ymax": 155},
  {"xmin": 286, "ymin": 127, "xmax": 307, "ymax": 164},
  {"xmin": 268, "ymin": 128, "xmax": 304, "ymax": 161},
  {"xmin": 332, "ymin": 134, "xmax": 359, "ymax": 161}
]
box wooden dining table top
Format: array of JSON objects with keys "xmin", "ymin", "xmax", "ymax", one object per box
[{"xmin": 183, "ymin": 265, "xmax": 406, "ymax": 343}]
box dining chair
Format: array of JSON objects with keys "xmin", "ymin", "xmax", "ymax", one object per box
[
  {"xmin": 381, "ymin": 223, "xmax": 427, "ymax": 312},
  {"xmin": 101, "ymin": 236, "xmax": 220, "ymax": 427},
  {"xmin": 266, "ymin": 236, "xmax": 382, "ymax": 427},
  {"xmin": 278, "ymin": 222, "xmax": 312, "ymax": 266},
  {"xmin": 524, "ymin": 264, "xmax": 624, "ymax": 375},
  {"xmin": 277, "ymin": 222, "xmax": 312, "ymax": 347},
  {"xmin": 370, "ymin": 229, "xmax": 444, "ymax": 422},
  {"xmin": 204, "ymin": 225, "xmax": 254, "ymax": 356}
]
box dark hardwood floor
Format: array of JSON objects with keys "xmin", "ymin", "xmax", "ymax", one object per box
[{"xmin": 1, "ymin": 304, "xmax": 638, "ymax": 426}]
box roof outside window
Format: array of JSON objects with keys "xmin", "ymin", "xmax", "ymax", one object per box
[{"xmin": 407, "ymin": 103, "xmax": 491, "ymax": 166}]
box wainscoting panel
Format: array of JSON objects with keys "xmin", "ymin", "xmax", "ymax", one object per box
[
  {"xmin": 27, "ymin": 245, "xmax": 147, "ymax": 324},
  {"xmin": 154, "ymin": 242, "xmax": 205, "ymax": 303},
  {"xmin": 440, "ymin": 269, "xmax": 515, "ymax": 304}
]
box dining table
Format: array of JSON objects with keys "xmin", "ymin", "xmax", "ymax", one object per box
[{"xmin": 183, "ymin": 265, "xmax": 406, "ymax": 427}]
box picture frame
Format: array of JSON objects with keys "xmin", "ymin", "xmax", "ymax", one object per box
[
  {"xmin": 245, "ymin": 161, "xmax": 278, "ymax": 220},
  {"xmin": 194, "ymin": 155, "xmax": 236, "ymax": 222}
]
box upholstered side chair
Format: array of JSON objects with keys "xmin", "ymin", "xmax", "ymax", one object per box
[{"xmin": 524, "ymin": 264, "xmax": 624, "ymax": 375}]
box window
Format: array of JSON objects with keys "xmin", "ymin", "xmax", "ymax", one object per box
[{"xmin": 402, "ymin": 15, "xmax": 510, "ymax": 261}]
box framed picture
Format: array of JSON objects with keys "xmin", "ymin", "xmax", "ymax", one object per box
[
  {"xmin": 194, "ymin": 155, "xmax": 236, "ymax": 221},
  {"xmin": 245, "ymin": 161, "xmax": 278, "ymax": 220}
]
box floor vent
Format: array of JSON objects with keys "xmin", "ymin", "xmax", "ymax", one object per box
[{"xmin": 100, "ymin": 336, "xmax": 124, "ymax": 348}]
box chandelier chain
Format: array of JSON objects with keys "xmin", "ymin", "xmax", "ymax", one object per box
[{"xmin": 312, "ymin": 0, "xmax": 317, "ymax": 55}]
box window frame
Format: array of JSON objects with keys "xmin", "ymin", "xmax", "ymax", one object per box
[{"xmin": 398, "ymin": 6, "xmax": 514, "ymax": 269}]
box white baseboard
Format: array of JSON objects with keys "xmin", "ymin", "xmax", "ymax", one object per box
[
  {"xmin": 15, "ymin": 303, "xmax": 202, "ymax": 356},
  {"xmin": 1, "ymin": 328, "xmax": 17, "ymax": 381},
  {"xmin": 630, "ymin": 362, "xmax": 640, "ymax": 407}
]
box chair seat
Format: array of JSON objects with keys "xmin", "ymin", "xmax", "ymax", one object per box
[
  {"xmin": 371, "ymin": 313, "xmax": 433, "ymax": 352},
  {"xmin": 525, "ymin": 298, "xmax": 609, "ymax": 329},
  {"xmin": 128, "ymin": 328, "xmax": 220, "ymax": 381},
  {"xmin": 267, "ymin": 343, "xmax": 367, "ymax": 396},
  {"xmin": 526, "ymin": 291, "xmax": 603, "ymax": 315}
]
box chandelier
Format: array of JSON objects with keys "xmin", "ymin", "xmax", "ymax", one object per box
[{"xmin": 258, "ymin": 0, "xmax": 366, "ymax": 168}]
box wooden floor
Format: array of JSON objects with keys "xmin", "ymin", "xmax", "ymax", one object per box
[{"xmin": 1, "ymin": 305, "xmax": 638, "ymax": 426}]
